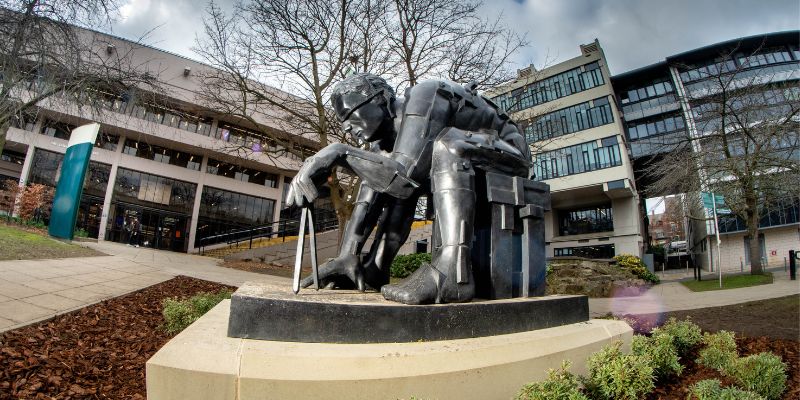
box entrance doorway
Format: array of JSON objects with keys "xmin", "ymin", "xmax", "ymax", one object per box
[{"xmin": 108, "ymin": 203, "xmax": 189, "ymax": 252}]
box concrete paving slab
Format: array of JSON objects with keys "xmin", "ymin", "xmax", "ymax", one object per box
[
  {"xmin": 0, "ymin": 300, "xmax": 53, "ymax": 323},
  {"xmin": 0, "ymin": 281, "xmax": 44, "ymax": 299},
  {"xmin": 100, "ymin": 280, "xmax": 149, "ymax": 291},
  {"xmin": 23, "ymin": 279, "xmax": 72, "ymax": 292},
  {"xmin": 51, "ymin": 276, "xmax": 94, "ymax": 288},
  {"xmin": 80, "ymin": 283, "xmax": 132, "ymax": 296},
  {"xmin": 0, "ymin": 272, "xmax": 39, "ymax": 284},
  {"xmin": 54, "ymin": 287, "xmax": 108, "ymax": 303},
  {"xmin": 21, "ymin": 293, "xmax": 84, "ymax": 311},
  {"xmin": 0, "ymin": 316, "xmax": 15, "ymax": 330},
  {"xmin": 0, "ymin": 293, "xmax": 11, "ymax": 302}
]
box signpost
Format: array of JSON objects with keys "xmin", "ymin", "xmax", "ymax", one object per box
[{"xmin": 702, "ymin": 192, "xmax": 730, "ymax": 288}]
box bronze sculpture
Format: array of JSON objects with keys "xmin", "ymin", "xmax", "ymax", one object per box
[{"xmin": 287, "ymin": 73, "xmax": 535, "ymax": 304}]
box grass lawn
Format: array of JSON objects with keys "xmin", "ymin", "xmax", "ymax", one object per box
[
  {"xmin": 681, "ymin": 272, "xmax": 773, "ymax": 292},
  {"xmin": 0, "ymin": 223, "xmax": 105, "ymax": 260}
]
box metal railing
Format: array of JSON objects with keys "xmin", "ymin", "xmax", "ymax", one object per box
[{"xmin": 197, "ymin": 213, "xmax": 339, "ymax": 256}]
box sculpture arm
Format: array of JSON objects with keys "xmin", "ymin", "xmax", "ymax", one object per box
[{"xmin": 286, "ymin": 143, "xmax": 420, "ymax": 207}]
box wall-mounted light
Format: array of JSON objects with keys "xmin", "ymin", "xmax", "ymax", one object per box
[
  {"xmin": 106, "ymin": 44, "xmax": 115, "ymax": 55},
  {"xmin": 183, "ymin": 67, "xmax": 191, "ymax": 77}
]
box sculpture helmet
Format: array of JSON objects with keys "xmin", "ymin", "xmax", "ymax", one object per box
[{"xmin": 331, "ymin": 73, "xmax": 395, "ymax": 121}]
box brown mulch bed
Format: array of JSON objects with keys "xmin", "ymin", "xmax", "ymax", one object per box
[
  {"xmin": 220, "ymin": 259, "xmax": 303, "ymax": 279},
  {"xmin": 645, "ymin": 336, "xmax": 799, "ymax": 400},
  {"xmin": 0, "ymin": 276, "xmax": 235, "ymax": 399},
  {"xmin": 0, "ymin": 276, "xmax": 797, "ymax": 399}
]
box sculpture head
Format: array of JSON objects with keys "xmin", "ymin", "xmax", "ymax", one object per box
[{"xmin": 331, "ymin": 73, "xmax": 395, "ymax": 142}]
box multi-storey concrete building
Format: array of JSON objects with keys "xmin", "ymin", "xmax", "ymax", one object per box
[
  {"xmin": 0, "ymin": 29, "xmax": 318, "ymax": 253},
  {"xmin": 611, "ymin": 31, "xmax": 799, "ymax": 271},
  {"xmin": 488, "ymin": 40, "xmax": 644, "ymax": 259}
]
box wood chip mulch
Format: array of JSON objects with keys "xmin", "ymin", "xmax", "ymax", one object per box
[
  {"xmin": 0, "ymin": 276, "xmax": 235, "ymax": 399},
  {"xmin": 646, "ymin": 336, "xmax": 799, "ymax": 400}
]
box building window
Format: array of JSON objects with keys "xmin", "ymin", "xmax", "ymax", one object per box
[
  {"xmin": 206, "ymin": 158, "xmax": 278, "ymax": 187},
  {"xmin": 0, "ymin": 149, "xmax": 26, "ymax": 165},
  {"xmin": 113, "ymin": 168, "xmax": 196, "ymax": 214},
  {"xmin": 532, "ymin": 136, "xmax": 622, "ymax": 181},
  {"xmin": 523, "ymin": 97, "xmax": 614, "ymax": 143},
  {"xmin": 40, "ymin": 119, "xmax": 75, "ymax": 141},
  {"xmin": 558, "ymin": 204, "xmax": 613, "ymax": 236},
  {"xmin": 197, "ymin": 186, "xmax": 276, "ymax": 247},
  {"xmin": 626, "ymin": 114, "xmax": 686, "ymax": 140},
  {"xmin": 27, "ymin": 149, "xmax": 62, "ymax": 187},
  {"xmin": 554, "ymin": 244, "xmax": 615, "ymax": 259},
  {"xmin": 121, "ymin": 139, "xmax": 202, "ymax": 171},
  {"xmin": 491, "ymin": 61, "xmax": 605, "ymax": 113}
]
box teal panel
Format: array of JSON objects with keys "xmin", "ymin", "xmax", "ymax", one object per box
[{"xmin": 48, "ymin": 142, "xmax": 94, "ymax": 240}]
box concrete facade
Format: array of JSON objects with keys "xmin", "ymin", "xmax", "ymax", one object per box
[
  {"xmin": 488, "ymin": 40, "xmax": 644, "ymax": 259},
  {"xmin": 0, "ymin": 29, "xmax": 311, "ymax": 253}
]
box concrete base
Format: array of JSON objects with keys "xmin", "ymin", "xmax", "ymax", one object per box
[{"xmin": 146, "ymin": 300, "xmax": 632, "ymax": 400}]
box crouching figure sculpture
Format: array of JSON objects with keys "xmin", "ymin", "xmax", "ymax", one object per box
[{"xmin": 287, "ymin": 73, "xmax": 549, "ymax": 305}]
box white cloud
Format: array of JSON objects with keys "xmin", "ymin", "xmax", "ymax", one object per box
[{"xmin": 108, "ymin": 0, "xmax": 800, "ymax": 75}]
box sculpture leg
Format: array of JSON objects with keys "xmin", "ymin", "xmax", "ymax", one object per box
[
  {"xmin": 361, "ymin": 195, "xmax": 420, "ymax": 289},
  {"xmin": 300, "ymin": 184, "xmax": 385, "ymax": 290},
  {"xmin": 382, "ymin": 130, "xmax": 476, "ymax": 304}
]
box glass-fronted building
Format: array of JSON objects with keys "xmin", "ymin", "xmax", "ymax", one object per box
[
  {"xmin": 0, "ymin": 29, "xmax": 320, "ymax": 253},
  {"xmin": 610, "ymin": 30, "xmax": 800, "ymax": 270},
  {"xmin": 487, "ymin": 40, "xmax": 644, "ymax": 259}
]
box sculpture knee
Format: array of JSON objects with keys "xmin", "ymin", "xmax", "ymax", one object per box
[{"xmin": 431, "ymin": 128, "xmax": 473, "ymax": 175}]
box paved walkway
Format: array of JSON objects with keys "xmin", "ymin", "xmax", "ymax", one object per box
[
  {"xmin": 589, "ymin": 268, "xmax": 799, "ymax": 317},
  {"xmin": 0, "ymin": 241, "xmax": 289, "ymax": 333},
  {"xmin": 0, "ymin": 240, "xmax": 797, "ymax": 332}
]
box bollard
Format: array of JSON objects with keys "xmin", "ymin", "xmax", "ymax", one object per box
[
  {"xmin": 740, "ymin": 257, "xmax": 744, "ymax": 272},
  {"xmin": 784, "ymin": 257, "xmax": 787, "ymax": 272},
  {"xmin": 790, "ymin": 250, "xmax": 797, "ymax": 281}
]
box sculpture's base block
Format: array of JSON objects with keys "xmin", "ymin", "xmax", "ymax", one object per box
[
  {"xmin": 146, "ymin": 300, "xmax": 633, "ymax": 400},
  {"xmin": 227, "ymin": 282, "xmax": 589, "ymax": 343}
]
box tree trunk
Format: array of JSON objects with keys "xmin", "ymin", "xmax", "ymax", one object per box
[
  {"xmin": 0, "ymin": 121, "xmax": 9, "ymax": 157},
  {"xmin": 745, "ymin": 198, "xmax": 763, "ymax": 274}
]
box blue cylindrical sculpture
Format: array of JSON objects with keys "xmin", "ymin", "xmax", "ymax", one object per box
[{"xmin": 48, "ymin": 123, "xmax": 100, "ymax": 240}]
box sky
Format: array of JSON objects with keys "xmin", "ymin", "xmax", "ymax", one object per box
[
  {"xmin": 108, "ymin": 0, "xmax": 798, "ymax": 212},
  {"xmin": 109, "ymin": 0, "xmax": 800, "ymax": 75}
]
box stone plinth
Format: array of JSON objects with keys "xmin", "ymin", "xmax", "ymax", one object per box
[
  {"xmin": 227, "ymin": 282, "xmax": 589, "ymax": 343},
  {"xmin": 146, "ymin": 300, "xmax": 632, "ymax": 400}
]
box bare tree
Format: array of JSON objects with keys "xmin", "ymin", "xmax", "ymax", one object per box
[
  {"xmin": 644, "ymin": 46, "xmax": 800, "ymax": 274},
  {"xmin": 195, "ymin": 0, "xmax": 365, "ymax": 232},
  {"xmin": 0, "ymin": 0, "xmax": 156, "ymax": 155},
  {"xmin": 384, "ymin": 0, "xmax": 527, "ymax": 90}
]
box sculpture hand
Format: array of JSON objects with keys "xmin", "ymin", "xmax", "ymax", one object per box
[
  {"xmin": 286, "ymin": 158, "xmax": 322, "ymax": 207},
  {"xmin": 300, "ymin": 253, "xmax": 365, "ymax": 291}
]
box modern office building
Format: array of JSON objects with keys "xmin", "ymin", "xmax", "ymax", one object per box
[
  {"xmin": 611, "ymin": 31, "xmax": 799, "ymax": 270},
  {"xmin": 0, "ymin": 29, "xmax": 319, "ymax": 252},
  {"xmin": 488, "ymin": 40, "xmax": 644, "ymax": 259}
]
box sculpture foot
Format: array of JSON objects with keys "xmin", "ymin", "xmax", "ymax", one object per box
[
  {"xmin": 300, "ymin": 253, "xmax": 365, "ymax": 291},
  {"xmin": 362, "ymin": 264, "xmax": 390, "ymax": 290},
  {"xmin": 381, "ymin": 246, "xmax": 475, "ymax": 305}
]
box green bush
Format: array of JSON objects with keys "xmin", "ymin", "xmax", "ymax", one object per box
[
  {"xmin": 697, "ymin": 331, "xmax": 738, "ymax": 372},
  {"xmin": 728, "ymin": 353, "xmax": 787, "ymax": 400},
  {"xmin": 651, "ymin": 317, "xmax": 702, "ymax": 356},
  {"xmin": 631, "ymin": 333, "xmax": 683, "ymax": 380},
  {"xmin": 613, "ymin": 254, "xmax": 660, "ymax": 284},
  {"xmin": 162, "ymin": 290, "xmax": 233, "ymax": 334},
  {"xmin": 390, "ymin": 253, "xmax": 431, "ymax": 278},
  {"xmin": 583, "ymin": 341, "xmax": 655, "ymax": 400},
  {"xmin": 691, "ymin": 379, "xmax": 764, "ymax": 400},
  {"xmin": 516, "ymin": 361, "xmax": 588, "ymax": 400},
  {"xmin": 74, "ymin": 228, "xmax": 89, "ymax": 238}
]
